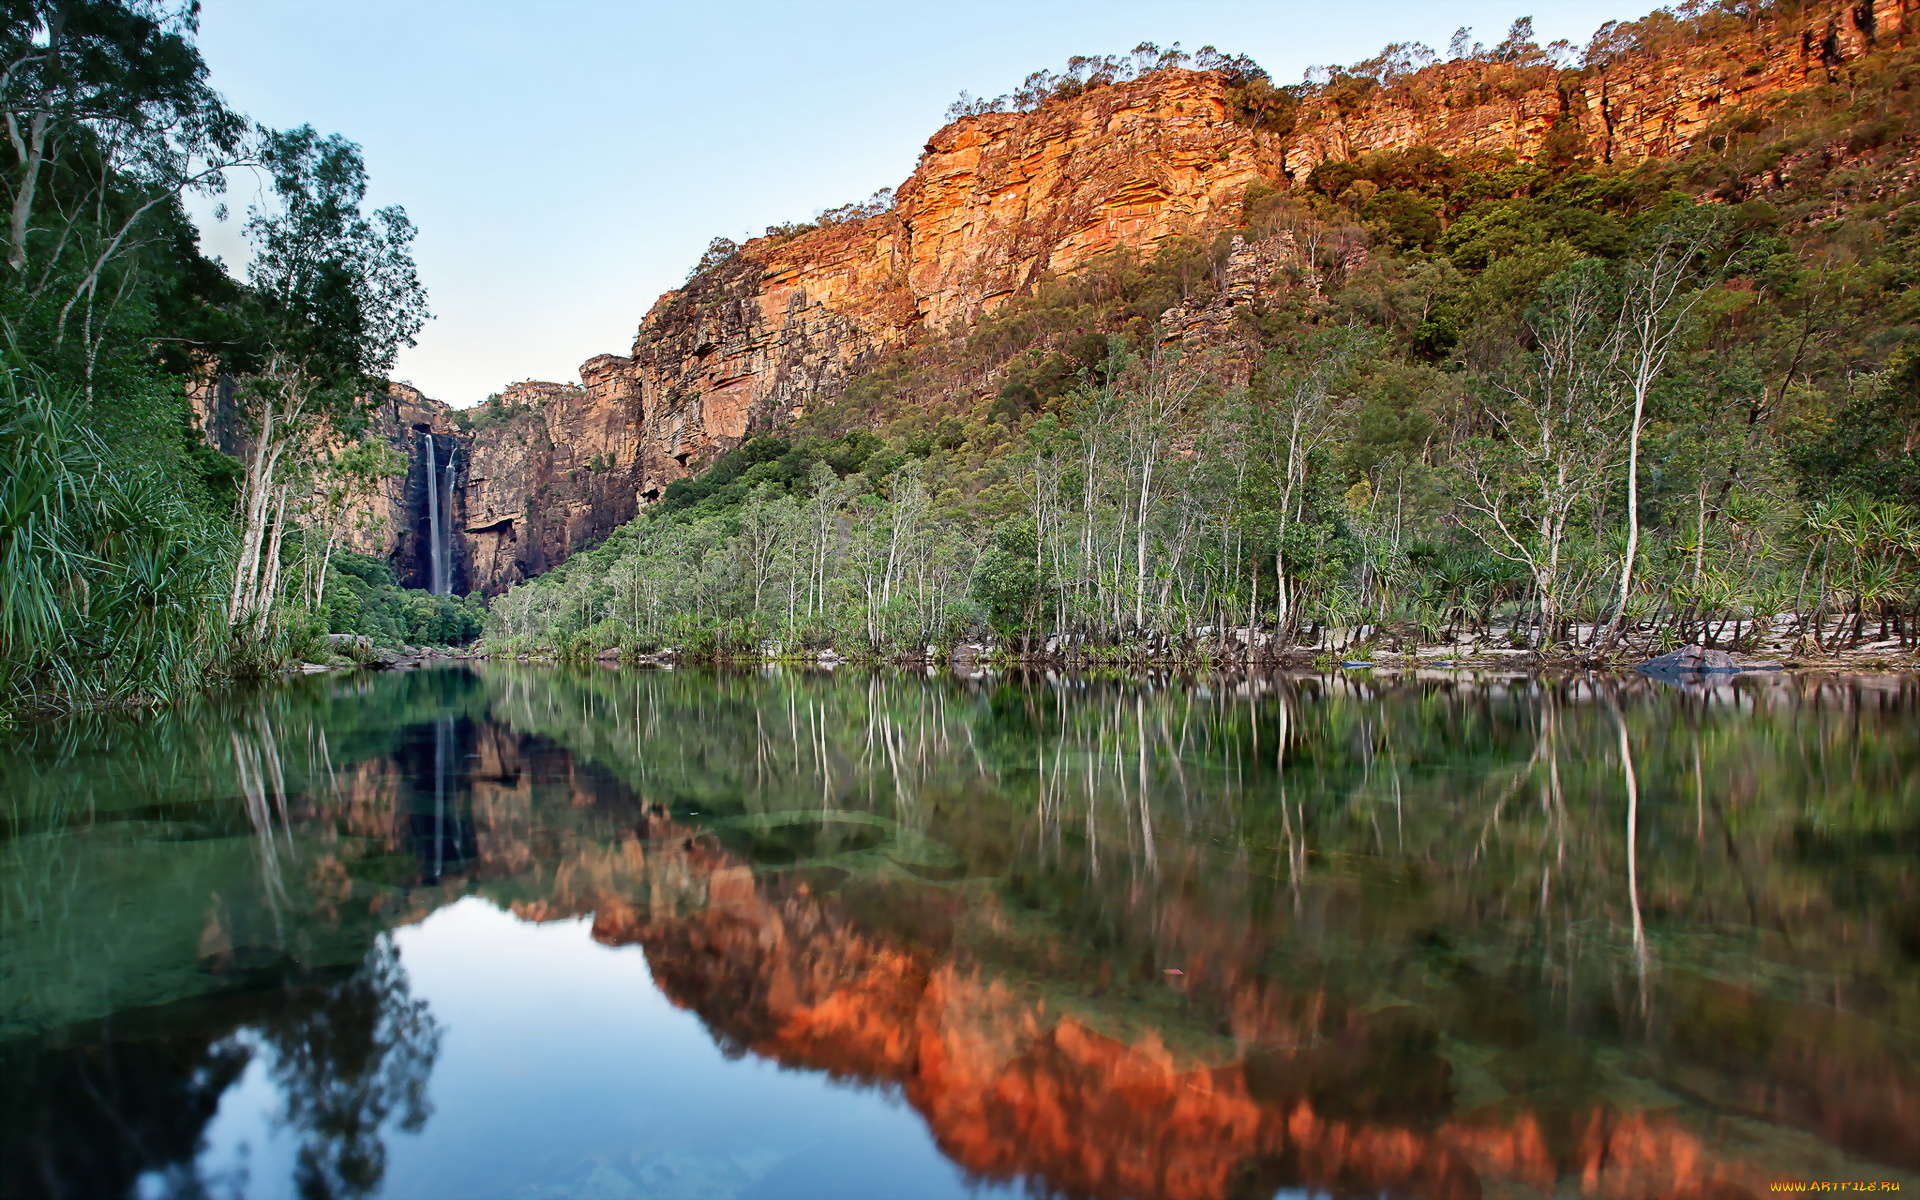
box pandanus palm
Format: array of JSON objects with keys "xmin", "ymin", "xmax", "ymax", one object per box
[
  {"xmin": 1802, "ymin": 496, "xmax": 1918, "ymax": 646},
  {"xmin": 0, "ymin": 361, "xmax": 224, "ymax": 717}
]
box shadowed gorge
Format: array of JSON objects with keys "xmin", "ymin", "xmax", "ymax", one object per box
[{"xmin": 4, "ymin": 665, "xmax": 1915, "ymax": 1197}]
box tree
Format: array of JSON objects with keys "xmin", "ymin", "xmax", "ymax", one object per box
[
  {"xmin": 1255, "ymin": 330, "xmax": 1365, "ymax": 639},
  {"xmin": 1492, "ymin": 17, "xmax": 1544, "ymax": 65},
  {"xmin": 302, "ymin": 435, "xmax": 402, "ymax": 613},
  {"xmin": 225, "ymin": 126, "xmax": 427, "ymax": 645},
  {"xmin": 732, "ymin": 482, "xmax": 792, "ymax": 624},
  {"xmin": 1113, "ymin": 342, "xmax": 1199, "ymax": 633},
  {"xmin": 2, "ymin": 1, "xmax": 252, "ymax": 389},
  {"xmin": 2, "ymin": 1, "xmax": 213, "ymax": 271},
  {"xmin": 1596, "ymin": 208, "xmax": 1726, "ymax": 649},
  {"xmin": 1454, "ymin": 260, "xmax": 1624, "ymax": 645}
]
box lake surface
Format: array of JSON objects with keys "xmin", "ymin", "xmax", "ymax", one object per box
[{"xmin": 2, "ymin": 665, "xmax": 1916, "ymax": 1200}]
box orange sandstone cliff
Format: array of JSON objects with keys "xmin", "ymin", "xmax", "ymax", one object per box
[{"xmin": 415, "ymin": 0, "xmax": 1909, "ymax": 592}]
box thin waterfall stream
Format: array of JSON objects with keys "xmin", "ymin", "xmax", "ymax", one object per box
[
  {"xmin": 442, "ymin": 443, "xmax": 458, "ymax": 594},
  {"xmin": 423, "ymin": 431, "xmax": 450, "ymax": 595}
]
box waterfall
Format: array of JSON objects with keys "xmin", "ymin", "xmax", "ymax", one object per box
[
  {"xmin": 442, "ymin": 443, "xmax": 458, "ymax": 592},
  {"xmin": 423, "ymin": 432, "xmax": 449, "ymax": 595}
]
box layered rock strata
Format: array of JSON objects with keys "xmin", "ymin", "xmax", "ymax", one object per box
[
  {"xmin": 1280, "ymin": 0, "xmax": 1918, "ymax": 178},
  {"xmin": 446, "ymin": 0, "xmax": 1911, "ymax": 593},
  {"xmin": 189, "ymin": 379, "xmax": 477, "ymax": 594},
  {"xmin": 198, "ymin": 2, "xmax": 1917, "ymax": 594}
]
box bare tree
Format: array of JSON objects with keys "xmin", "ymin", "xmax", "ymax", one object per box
[
  {"xmin": 1596, "ymin": 210, "xmax": 1726, "ymax": 648},
  {"xmin": 1256, "ymin": 330, "xmax": 1365, "ymax": 638},
  {"xmin": 1455, "ymin": 261, "xmax": 1624, "ymax": 645}
]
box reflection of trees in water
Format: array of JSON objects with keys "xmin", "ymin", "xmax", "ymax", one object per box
[
  {"xmin": 490, "ymin": 664, "xmax": 1920, "ymax": 1182},
  {"xmin": 8, "ymin": 664, "xmax": 1919, "ymax": 1196},
  {"xmin": 0, "ymin": 1023, "xmax": 250, "ymax": 1199},
  {"xmin": 0, "ymin": 935, "xmax": 440, "ymax": 1200},
  {"xmin": 232, "ymin": 706, "xmax": 297, "ymax": 940},
  {"xmin": 1, "ymin": 671, "xmax": 480, "ymax": 1199},
  {"xmin": 251, "ymin": 936, "xmax": 441, "ymax": 1200},
  {"xmin": 224, "ymin": 694, "xmax": 446, "ymax": 1200}
]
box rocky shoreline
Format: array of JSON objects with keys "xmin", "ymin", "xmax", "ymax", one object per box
[{"xmin": 292, "ymin": 639, "xmax": 1919, "ymax": 679}]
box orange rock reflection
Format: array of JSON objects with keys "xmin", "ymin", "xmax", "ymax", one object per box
[
  {"xmin": 526, "ymin": 821, "xmax": 1790, "ymax": 1200},
  {"xmin": 295, "ymin": 713, "xmax": 1911, "ymax": 1199}
]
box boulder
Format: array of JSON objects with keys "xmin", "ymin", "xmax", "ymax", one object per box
[{"xmin": 1635, "ymin": 645, "xmax": 1746, "ymax": 675}]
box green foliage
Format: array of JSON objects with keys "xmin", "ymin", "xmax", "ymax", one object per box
[
  {"xmin": 970, "ymin": 520, "xmax": 1041, "ymax": 639},
  {"xmin": 1794, "ymin": 349, "xmax": 1920, "ymax": 505},
  {"xmin": 449, "ymin": 390, "xmax": 540, "ymax": 434},
  {"xmin": 495, "ymin": 32, "xmax": 1920, "ymax": 663},
  {"xmin": 324, "ymin": 552, "xmax": 485, "ymax": 647},
  {"xmin": 0, "ymin": 356, "xmax": 224, "ymax": 719},
  {"xmin": 0, "ymin": 1, "xmax": 432, "ymax": 704}
]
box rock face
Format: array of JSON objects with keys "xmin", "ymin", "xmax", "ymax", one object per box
[
  {"xmin": 548, "ymin": 812, "xmax": 1865, "ymax": 1200},
  {"xmin": 362, "ymin": 384, "xmax": 473, "ymax": 594},
  {"xmin": 198, "ymin": 2, "xmax": 1917, "ymax": 595},
  {"xmin": 1278, "ymin": 0, "xmax": 1915, "ymax": 178},
  {"xmin": 547, "ymin": 65, "xmax": 1288, "ymax": 527},
  {"xmin": 340, "ymin": 379, "xmax": 645, "ymax": 596},
  {"xmin": 190, "ymin": 379, "xmax": 478, "ymax": 594},
  {"xmin": 457, "ymin": 379, "xmax": 645, "ymax": 594},
  {"xmin": 436, "ymin": 0, "xmax": 1910, "ymax": 594}
]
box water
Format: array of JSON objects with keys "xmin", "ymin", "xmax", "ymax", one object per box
[
  {"xmin": 440, "ymin": 444, "xmax": 457, "ymax": 596},
  {"xmin": 422, "ymin": 433, "xmax": 449, "ymax": 596},
  {"xmin": 2, "ymin": 666, "xmax": 1915, "ymax": 1199}
]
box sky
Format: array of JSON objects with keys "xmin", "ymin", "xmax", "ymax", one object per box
[{"xmin": 189, "ymin": 0, "xmax": 1664, "ymax": 408}]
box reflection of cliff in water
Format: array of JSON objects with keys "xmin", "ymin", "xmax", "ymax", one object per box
[
  {"xmin": 492, "ymin": 666, "xmax": 1920, "ymax": 1198},
  {"xmin": 583, "ymin": 821, "xmax": 1917, "ymax": 1200},
  {"xmin": 5, "ymin": 666, "xmax": 1918, "ymax": 1200},
  {"xmin": 0, "ymin": 672, "xmax": 671, "ymax": 1200}
]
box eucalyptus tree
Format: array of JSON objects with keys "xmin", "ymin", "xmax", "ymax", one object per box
[
  {"xmin": 1254, "ymin": 329, "xmax": 1366, "ymax": 640},
  {"xmin": 1, "ymin": 0, "xmax": 253, "ymax": 390},
  {"xmin": 1018, "ymin": 414, "xmax": 1069, "ymax": 629},
  {"xmin": 225, "ymin": 126, "xmax": 427, "ymax": 645},
  {"xmin": 299, "ymin": 436, "xmax": 401, "ymax": 614},
  {"xmin": 1117, "ymin": 342, "xmax": 1200, "ymax": 633},
  {"xmin": 731, "ymin": 483, "xmax": 793, "ymax": 625},
  {"xmin": 1595, "ymin": 208, "xmax": 1729, "ymax": 649},
  {"xmin": 1454, "ymin": 260, "xmax": 1624, "ymax": 645},
  {"xmin": 3, "ymin": 0, "xmax": 212, "ymax": 271},
  {"xmin": 1061, "ymin": 342, "xmax": 1128, "ymax": 637},
  {"xmin": 798, "ymin": 459, "xmax": 855, "ymax": 625}
]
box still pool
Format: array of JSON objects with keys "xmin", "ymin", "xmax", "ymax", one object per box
[{"xmin": 2, "ymin": 665, "xmax": 1916, "ymax": 1198}]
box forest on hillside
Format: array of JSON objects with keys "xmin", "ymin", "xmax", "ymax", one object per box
[
  {"xmin": 0, "ymin": 0, "xmax": 478, "ymax": 722},
  {"xmin": 488, "ymin": 9, "xmax": 1920, "ymax": 665},
  {"xmin": 9, "ymin": 2, "xmax": 1920, "ymax": 720}
]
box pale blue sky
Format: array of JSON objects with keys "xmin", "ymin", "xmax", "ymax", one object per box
[{"xmin": 190, "ymin": 0, "xmax": 1662, "ymax": 407}]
